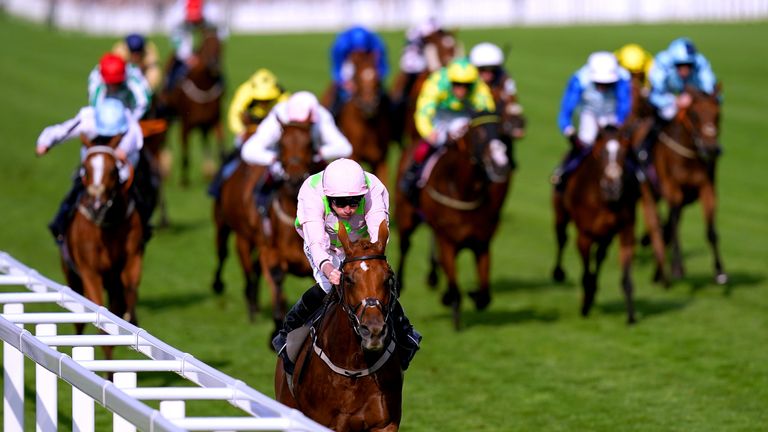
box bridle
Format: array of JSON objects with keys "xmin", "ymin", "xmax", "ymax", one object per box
[{"xmin": 338, "ymin": 254, "xmax": 396, "ymax": 338}]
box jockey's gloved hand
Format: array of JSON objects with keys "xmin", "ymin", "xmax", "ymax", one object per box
[{"xmin": 321, "ymin": 261, "xmax": 341, "ymax": 285}]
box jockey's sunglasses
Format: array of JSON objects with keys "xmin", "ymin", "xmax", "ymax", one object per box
[{"xmin": 330, "ymin": 195, "xmax": 363, "ymax": 208}]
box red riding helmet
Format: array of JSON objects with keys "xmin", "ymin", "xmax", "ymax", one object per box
[
  {"xmin": 186, "ymin": 0, "xmax": 204, "ymax": 23},
  {"xmin": 99, "ymin": 53, "xmax": 126, "ymax": 85}
]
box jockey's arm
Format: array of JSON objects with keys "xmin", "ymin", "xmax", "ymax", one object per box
[
  {"xmin": 240, "ymin": 109, "xmax": 282, "ymax": 166},
  {"xmin": 87, "ymin": 68, "xmax": 103, "ymax": 106},
  {"xmin": 615, "ymin": 76, "xmax": 632, "ymax": 125},
  {"xmin": 296, "ymin": 184, "xmax": 334, "ymax": 269},
  {"xmin": 414, "ymin": 72, "xmax": 442, "ymax": 139},
  {"xmin": 227, "ymin": 82, "xmax": 252, "ymax": 135},
  {"xmin": 373, "ymin": 34, "xmax": 390, "ymax": 80},
  {"xmin": 363, "ymin": 174, "xmax": 390, "ymax": 244},
  {"xmin": 116, "ymin": 115, "xmax": 144, "ymax": 166},
  {"xmin": 558, "ymin": 74, "xmax": 583, "ymax": 135},
  {"xmin": 471, "ymin": 81, "xmax": 497, "ymax": 113},
  {"xmin": 35, "ymin": 108, "xmax": 88, "ymax": 155},
  {"xmin": 315, "ymin": 106, "xmax": 353, "ymax": 160},
  {"xmin": 648, "ymin": 64, "xmax": 678, "ymax": 120},
  {"xmin": 695, "ymin": 55, "xmax": 717, "ymax": 95},
  {"xmin": 330, "ymin": 37, "xmax": 350, "ymax": 84}
]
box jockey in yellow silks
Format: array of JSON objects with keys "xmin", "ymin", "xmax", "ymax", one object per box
[
  {"xmin": 400, "ymin": 58, "xmax": 496, "ymax": 201},
  {"xmin": 227, "ymin": 68, "xmax": 290, "ymax": 145},
  {"xmin": 615, "ymin": 43, "xmax": 654, "ymax": 89}
]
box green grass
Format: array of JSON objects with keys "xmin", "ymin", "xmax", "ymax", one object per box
[{"xmin": 1, "ymin": 14, "xmax": 768, "ymax": 431}]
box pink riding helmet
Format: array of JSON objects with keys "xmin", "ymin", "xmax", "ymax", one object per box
[
  {"xmin": 286, "ymin": 91, "xmax": 319, "ymax": 123},
  {"xmin": 323, "ymin": 158, "xmax": 368, "ymax": 197}
]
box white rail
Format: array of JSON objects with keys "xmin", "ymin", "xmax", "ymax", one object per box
[{"xmin": 0, "ymin": 251, "xmax": 329, "ymax": 432}]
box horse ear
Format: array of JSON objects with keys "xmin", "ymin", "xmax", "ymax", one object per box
[
  {"xmin": 337, "ymin": 221, "xmax": 352, "ymax": 253},
  {"xmin": 375, "ymin": 220, "xmax": 389, "ymax": 253},
  {"xmin": 80, "ymin": 133, "xmax": 94, "ymax": 148}
]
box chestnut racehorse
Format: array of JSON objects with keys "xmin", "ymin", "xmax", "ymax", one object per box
[
  {"xmin": 652, "ymin": 86, "xmax": 726, "ymax": 284},
  {"xmin": 62, "ymin": 137, "xmax": 144, "ymax": 359},
  {"xmin": 396, "ymin": 113, "xmax": 509, "ymax": 330},
  {"xmin": 275, "ymin": 221, "xmax": 402, "ymax": 432},
  {"xmin": 551, "ymin": 126, "xmax": 666, "ymax": 324},
  {"xmin": 335, "ymin": 51, "xmax": 392, "ymax": 181}
]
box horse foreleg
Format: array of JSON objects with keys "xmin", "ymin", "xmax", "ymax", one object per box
[
  {"xmin": 577, "ymin": 233, "xmax": 596, "ymax": 317},
  {"xmin": 639, "ymin": 182, "xmax": 668, "ymax": 287},
  {"xmin": 664, "ymin": 204, "xmax": 685, "ymax": 279},
  {"xmin": 427, "ymin": 235, "xmax": 439, "ymax": 289},
  {"xmin": 395, "ymin": 197, "xmax": 420, "ymax": 293},
  {"xmin": 436, "ymin": 237, "xmax": 461, "ymax": 330},
  {"xmin": 618, "ymin": 226, "xmax": 636, "ymax": 324},
  {"xmin": 235, "ymin": 235, "xmax": 260, "ymax": 321},
  {"xmin": 180, "ymin": 125, "xmax": 191, "ymax": 187},
  {"xmin": 552, "ymin": 191, "xmax": 570, "ymax": 282},
  {"xmin": 120, "ymin": 253, "xmax": 143, "ymax": 327},
  {"xmin": 468, "ymin": 244, "xmax": 491, "ymax": 311},
  {"xmin": 212, "ymin": 210, "xmax": 231, "ymax": 294},
  {"xmin": 259, "ymin": 249, "xmax": 287, "ymax": 345},
  {"xmin": 700, "ymin": 182, "xmax": 727, "ymax": 285}
]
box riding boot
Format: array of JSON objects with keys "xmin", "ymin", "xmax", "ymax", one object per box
[
  {"xmin": 48, "ymin": 177, "xmax": 84, "ymax": 245},
  {"xmin": 272, "ymin": 283, "xmax": 327, "ymax": 374},
  {"xmin": 207, "ymin": 150, "xmax": 241, "ymax": 199},
  {"xmin": 637, "ymin": 116, "xmax": 667, "ymax": 167},
  {"xmin": 399, "ymin": 140, "xmax": 434, "ymax": 205},
  {"xmin": 252, "ymin": 171, "xmax": 275, "ymax": 218},
  {"xmin": 391, "ymin": 301, "xmax": 422, "ymax": 371}
]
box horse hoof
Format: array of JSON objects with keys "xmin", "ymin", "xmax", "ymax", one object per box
[
  {"xmin": 212, "ymin": 280, "xmax": 224, "ymax": 294},
  {"xmin": 627, "ymin": 315, "xmax": 637, "ymax": 325},
  {"xmin": 427, "ymin": 271, "xmax": 438, "ymax": 288},
  {"xmin": 552, "ymin": 267, "xmax": 566, "ymax": 283},
  {"xmin": 715, "ymin": 273, "xmax": 728, "ymax": 285},
  {"xmin": 640, "ymin": 233, "xmax": 651, "ymax": 247},
  {"xmin": 441, "ymin": 290, "xmax": 459, "ymax": 307},
  {"xmin": 468, "ymin": 290, "xmax": 491, "ymax": 311}
]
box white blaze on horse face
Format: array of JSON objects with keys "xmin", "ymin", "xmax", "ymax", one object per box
[
  {"xmin": 606, "ymin": 139, "xmax": 620, "ymax": 163},
  {"xmin": 360, "ymin": 262, "xmax": 369, "ymax": 272},
  {"xmin": 91, "ymin": 154, "xmax": 105, "ymax": 189},
  {"xmin": 605, "ymin": 139, "xmax": 622, "ymax": 180},
  {"xmin": 703, "ymin": 123, "xmax": 718, "ymax": 138},
  {"xmin": 361, "ymin": 67, "xmax": 376, "ymax": 83}
]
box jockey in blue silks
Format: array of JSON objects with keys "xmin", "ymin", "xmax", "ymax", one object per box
[
  {"xmin": 551, "ymin": 51, "xmax": 632, "ymax": 189},
  {"xmin": 638, "ymin": 37, "xmax": 718, "ymax": 163},
  {"xmin": 328, "ymin": 26, "xmax": 389, "ymax": 116}
]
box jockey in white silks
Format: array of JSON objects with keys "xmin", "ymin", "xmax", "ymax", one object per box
[{"xmin": 271, "ymin": 158, "xmax": 422, "ymax": 374}]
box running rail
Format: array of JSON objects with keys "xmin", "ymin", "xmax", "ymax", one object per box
[{"xmin": 0, "ymin": 251, "xmax": 329, "ymax": 432}]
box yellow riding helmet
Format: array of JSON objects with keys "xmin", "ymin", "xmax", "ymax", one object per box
[
  {"xmin": 446, "ymin": 59, "xmax": 479, "ymax": 84},
  {"xmin": 249, "ymin": 68, "xmax": 281, "ymax": 101},
  {"xmin": 616, "ymin": 43, "xmax": 649, "ymax": 74}
]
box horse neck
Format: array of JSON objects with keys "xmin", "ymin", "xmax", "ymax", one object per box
[
  {"xmin": 436, "ymin": 144, "xmax": 486, "ymax": 197},
  {"xmin": 318, "ymin": 303, "xmax": 367, "ymax": 367}
]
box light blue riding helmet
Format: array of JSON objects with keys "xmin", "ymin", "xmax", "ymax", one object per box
[
  {"xmin": 94, "ymin": 98, "xmax": 129, "ymax": 137},
  {"xmin": 668, "ymin": 37, "xmax": 697, "ymax": 65}
]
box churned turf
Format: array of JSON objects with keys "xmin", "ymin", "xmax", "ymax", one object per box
[{"xmin": 1, "ymin": 14, "xmax": 767, "ymax": 431}]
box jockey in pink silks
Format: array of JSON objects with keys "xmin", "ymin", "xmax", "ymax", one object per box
[{"xmin": 272, "ymin": 158, "xmax": 421, "ymax": 373}]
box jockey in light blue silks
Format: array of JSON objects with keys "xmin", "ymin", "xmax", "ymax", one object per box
[
  {"xmin": 327, "ymin": 25, "xmax": 389, "ymax": 116},
  {"xmin": 638, "ymin": 37, "xmax": 719, "ymax": 163},
  {"xmin": 551, "ymin": 51, "xmax": 632, "ymax": 189}
]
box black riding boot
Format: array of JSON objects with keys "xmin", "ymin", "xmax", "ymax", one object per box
[
  {"xmin": 391, "ymin": 301, "xmax": 421, "ymax": 371},
  {"xmin": 207, "ymin": 149, "xmax": 241, "ymax": 199},
  {"xmin": 272, "ymin": 283, "xmax": 327, "ymax": 372},
  {"xmin": 48, "ymin": 177, "xmax": 84, "ymax": 245},
  {"xmin": 637, "ymin": 116, "xmax": 668, "ymax": 166},
  {"xmin": 399, "ymin": 160, "xmax": 426, "ymax": 206}
]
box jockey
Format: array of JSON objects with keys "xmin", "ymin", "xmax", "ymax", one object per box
[
  {"xmin": 328, "ymin": 25, "xmax": 389, "ymax": 116},
  {"xmin": 239, "ymin": 91, "xmax": 352, "ymax": 206},
  {"xmin": 398, "ymin": 17, "xmax": 445, "ymax": 76},
  {"xmin": 551, "ymin": 51, "xmax": 631, "ymax": 188},
  {"xmin": 113, "ymin": 33, "xmax": 162, "ymax": 94},
  {"xmin": 88, "ymin": 53, "xmax": 152, "ymax": 122},
  {"xmin": 470, "ymin": 42, "xmax": 526, "ymax": 167},
  {"xmin": 35, "ymin": 98, "xmax": 147, "ymax": 245},
  {"xmin": 615, "ymin": 43, "xmax": 654, "ymax": 89},
  {"xmin": 638, "ymin": 37, "xmax": 718, "ymax": 163},
  {"xmin": 399, "ymin": 58, "xmax": 496, "ymax": 201},
  {"xmin": 207, "ymin": 69, "xmax": 290, "ymax": 199},
  {"xmin": 166, "ymin": 0, "xmax": 228, "ymax": 90},
  {"xmin": 272, "ymin": 158, "xmax": 421, "ymax": 373}
]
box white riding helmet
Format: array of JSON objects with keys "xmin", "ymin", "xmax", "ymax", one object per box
[
  {"xmin": 286, "ymin": 91, "xmax": 319, "ymax": 123},
  {"xmin": 323, "ymin": 158, "xmax": 368, "ymax": 197},
  {"xmin": 94, "ymin": 98, "xmax": 129, "ymax": 136},
  {"xmin": 470, "ymin": 42, "xmax": 504, "ymax": 68},
  {"xmin": 587, "ymin": 51, "xmax": 620, "ymax": 84}
]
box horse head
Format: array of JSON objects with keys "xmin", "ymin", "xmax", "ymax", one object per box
[
  {"xmin": 348, "ymin": 51, "xmax": 382, "ymax": 118},
  {"xmin": 679, "ymin": 85, "xmax": 721, "ymax": 161},
  {"xmin": 423, "ymin": 29, "xmax": 459, "ymax": 71},
  {"xmin": 592, "ymin": 125, "xmax": 631, "ymax": 202},
  {"xmin": 277, "ymin": 119, "xmax": 314, "ymax": 191},
  {"xmin": 193, "ymin": 28, "xmax": 222, "ymax": 78},
  {"xmin": 455, "ymin": 112, "xmax": 510, "ymax": 183},
  {"xmin": 337, "ymin": 220, "xmax": 396, "ymax": 352},
  {"xmin": 79, "ymin": 135, "xmax": 123, "ymax": 225}
]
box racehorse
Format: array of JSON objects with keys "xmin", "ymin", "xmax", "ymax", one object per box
[
  {"xmin": 390, "ymin": 29, "xmax": 460, "ymax": 146},
  {"xmin": 395, "ymin": 113, "xmax": 509, "ymax": 330},
  {"xmin": 258, "ymin": 120, "xmax": 319, "ymax": 343},
  {"xmin": 163, "ymin": 27, "xmax": 225, "ymax": 187},
  {"xmin": 652, "ymin": 85, "xmax": 726, "ymax": 284},
  {"xmin": 551, "ymin": 126, "xmax": 667, "ymax": 324},
  {"xmin": 488, "ymin": 82, "xmax": 527, "ymax": 209},
  {"xmin": 139, "ymin": 110, "xmax": 171, "ymax": 228},
  {"xmin": 336, "ymin": 51, "xmax": 392, "ymax": 181},
  {"xmin": 62, "ymin": 136, "xmax": 144, "ymax": 359},
  {"xmin": 275, "ymin": 221, "xmax": 403, "ymax": 431}
]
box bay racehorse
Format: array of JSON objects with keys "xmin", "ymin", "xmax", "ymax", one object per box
[
  {"xmin": 335, "ymin": 51, "xmax": 392, "ymax": 181},
  {"xmin": 390, "ymin": 29, "xmax": 460, "ymax": 146},
  {"xmin": 163, "ymin": 28, "xmax": 225, "ymax": 186},
  {"xmin": 62, "ymin": 137, "xmax": 144, "ymax": 359},
  {"xmin": 258, "ymin": 120, "xmax": 319, "ymax": 344},
  {"xmin": 396, "ymin": 113, "xmax": 509, "ymax": 330},
  {"xmin": 488, "ymin": 81, "xmax": 527, "ymax": 210},
  {"xmin": 275, "ymin": 221, "xmax": 402, "ymax": 431},
  {"xmin": 652, "ymin": 86, "xmax": 726, "ymax": 284},
  {"xmin": 551, "ymin": 126, "xmax": 667, "ymax": 324}
]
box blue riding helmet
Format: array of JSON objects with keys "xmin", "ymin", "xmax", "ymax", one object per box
[
  {"xmin": 668, "ymin": 37, "xmax": 696, "ymax": 65},
  {"xmin": 125, "ymin": 33, "xmax": 146, "ymax": 53},
  {"xmin": 95, "ymin": 98, "xmax": 129, "ymax": 137},
  {"xmin": 348, "ymin": 26, "xmax": 374, "ymax": 52}
]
